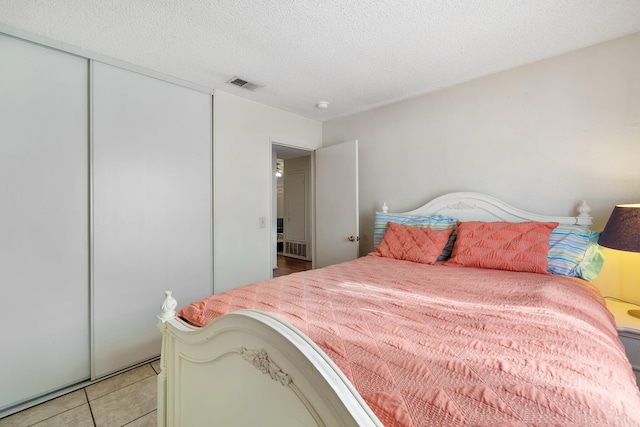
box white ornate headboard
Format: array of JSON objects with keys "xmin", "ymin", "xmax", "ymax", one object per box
[{"xmin": 383, "ymin": 192, "xmax": 592, "ymax": 226}]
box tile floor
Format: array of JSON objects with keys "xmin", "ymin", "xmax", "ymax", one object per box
[{"xmin": 0, "ymin": 359, "xmax": 160, "ymax": 427}]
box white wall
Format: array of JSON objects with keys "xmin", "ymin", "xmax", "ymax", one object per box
[
  {"xmin": 323, "ymin": 32, "xmax": 640, "ymax": 252},
  {"xmin": 214, "ymin": 91, "xmax": 322, "ymax": 293}
]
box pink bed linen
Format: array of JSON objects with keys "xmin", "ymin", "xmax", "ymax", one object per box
[{"xmin": 179, "ymin": 255, "xmax": 640, "ymax": 426}]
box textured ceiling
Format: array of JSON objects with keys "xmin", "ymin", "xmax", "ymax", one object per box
[{"xmin": 2, "ymin": 1, "xmax": 640, "ymax": 121}]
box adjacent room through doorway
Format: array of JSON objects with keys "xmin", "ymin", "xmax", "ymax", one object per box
[{"xmin": 272, "ymin": 144, "xmax": 313, "ymax": 277}]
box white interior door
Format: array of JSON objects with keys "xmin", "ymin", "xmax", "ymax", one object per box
[
  {"xmin": 315, "ymin": 140, "xmax": 359, "ymax": 268},
  {"xmin": 283, "ymin": 159, "xmax": 312, "ymax": 261},
  {"xmin": 285, "ymin": 171, "xmax": 307, "ymax": 242}
]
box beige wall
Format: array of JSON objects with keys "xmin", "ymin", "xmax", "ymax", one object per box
[
  {"xmin": 323, "ymin": 32, "xmax": 640, "ymax": 302},
  {"xmin": 214, "ymin": 91, "xmax": 321, "ymax": 293}
]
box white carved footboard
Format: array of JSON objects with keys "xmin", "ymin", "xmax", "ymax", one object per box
[{"xmin": 157, "ymin": 292, "xmax": 381, "ymax": 427}]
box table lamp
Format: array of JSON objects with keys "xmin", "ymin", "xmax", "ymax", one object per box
[{"xmin": 599, "ymin": 203, "xmax": 640, "ymax": 318}]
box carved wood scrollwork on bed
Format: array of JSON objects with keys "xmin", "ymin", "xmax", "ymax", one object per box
[{"xmin": 240, "ymin": 347, "xmax": 292, "ymax": 386}]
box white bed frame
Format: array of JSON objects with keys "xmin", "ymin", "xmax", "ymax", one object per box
[{"xmin": 157, "ymin": 192, "xmax": 592, "ymax": 426}]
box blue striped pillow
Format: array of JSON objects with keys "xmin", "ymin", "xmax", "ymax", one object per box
[
  {"xmin": 374, "ymin": 213, "xmax": 458, "ymax": 260},
  {"xmin": 547, "ymin": 224, "xmax": 602, "ymax": 278}
]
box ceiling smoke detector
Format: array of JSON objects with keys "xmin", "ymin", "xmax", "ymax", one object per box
[{"xmin": 226, "ymin": 76, "xmax": 262, "ymax": 91}]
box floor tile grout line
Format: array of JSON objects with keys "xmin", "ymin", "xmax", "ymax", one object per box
[
  {"xmin": 121, "ymin": 409, "xmax": 156, "ymax": 426},
  {"xmin": 88, "ymin": 366, "xmax": 158, "ymax": 427},
  {"xmin": 1, "ymin": 363, "xmax": 160, "ymax": 426},
  {"xmin": 24, "ymin": 400, "xmax": 89, "ymax": 427},
  {"xmin": 87, "ymin": 365, "xmax": 158, "ymax": 402},
  {"xmin": 84, "ymin": 389, "xmax": 97, "ymax": 427}
]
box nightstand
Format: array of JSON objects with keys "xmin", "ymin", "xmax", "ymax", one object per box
[{"xmin": 605, "ymin": 298, "xmax": 640, "ymax": 388}]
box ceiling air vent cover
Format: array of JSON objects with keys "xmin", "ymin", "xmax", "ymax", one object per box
[{"xmin": 226, "ymin": 76, "xmax": 262, "ymax": 91}]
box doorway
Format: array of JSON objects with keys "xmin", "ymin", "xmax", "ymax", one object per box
[{"xmin": 272, "ymin": 144, "xmax": 313, "ymax": 277}]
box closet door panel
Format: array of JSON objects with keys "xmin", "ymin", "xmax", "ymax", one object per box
[
  {"xmin": 0, "ymin": 35, "xmax": 89, "ymax": 410},
  {"xmin": 92, "ymin": 62, "xmax": 212, "ymax": 377}
]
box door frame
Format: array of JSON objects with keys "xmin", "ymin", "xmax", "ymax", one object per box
[{"xmin": 271, "ymin": 141, "xmax": 315, "ymax": 276}]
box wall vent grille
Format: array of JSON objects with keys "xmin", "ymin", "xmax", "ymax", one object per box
[{"xmin": 284, "ymin": 242, "xmax": 309, "ymax": 260}]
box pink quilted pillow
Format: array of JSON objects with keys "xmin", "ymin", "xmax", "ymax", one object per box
[
  {"xmin": 376, "ymin": 222, "xmax": 454, "ymax": 264},
  {"xmin": 445, "ymin": 221, "xmax": 559, "ymax": 274}
]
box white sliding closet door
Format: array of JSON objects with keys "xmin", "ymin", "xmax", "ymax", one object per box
[
  {"xmin": 0, "ymin": 35, "xmax": 89, "ymax": 410},
  {"xmin": 92, "ymin": 62, "xmax": 212, "ymax": 377}
]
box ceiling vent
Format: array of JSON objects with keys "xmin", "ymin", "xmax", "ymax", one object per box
[{"xmin": 226, "ymin": 76, "xmax": 262, "ymax": 91}]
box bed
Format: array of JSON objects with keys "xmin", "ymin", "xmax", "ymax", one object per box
[{"xmin": 157, "ymin": 192, "xmax": 640, "ymax": 426}]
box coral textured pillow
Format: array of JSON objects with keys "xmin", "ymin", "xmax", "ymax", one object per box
[
  {"xmin": 446, "ymin": 221, "xmax": 558, "ymax": 274},
  {"xmin": 376, "ymin": 222, "xmax": 454, "ymax": 264},
  {"xmin": 373, "ymin": 212, "xmax": 458, "ymax": 260}
]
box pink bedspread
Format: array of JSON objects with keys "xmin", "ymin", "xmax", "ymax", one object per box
[{"xmin": 179, "ymin": 255, "xmax": 640, "ymax": 426}]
